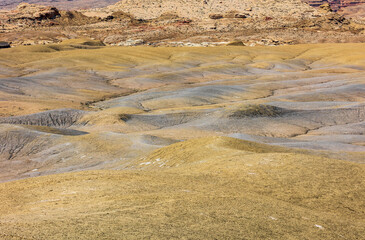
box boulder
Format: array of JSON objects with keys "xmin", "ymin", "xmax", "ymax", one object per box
[
  {"xmin": 319, "ymin": 3, "xmax": 333, "ymax": 13},
  {"xmin": 234, "ymin": 13, "xmax": 248, "ymax": 18},
  {"xmin": 227, "ymin": 41, "xmax": 245, "ymax": 46},
  {"xmin": 224, "ymin": 11, "xmax": 248, "ymax": 19},
  {"xmin": 209, "ymin": 14, "xmax": 223, "ymax": 19},
  {"xmin": 117, "ymin": 39, "xmax": 144, "ymax": 46},
  {"xmin": 103, "ymin": 35, "xmax": 124, "ymax": 45},
  {"xmin": 0, "ymin": 42, "xmax": 11, "ymax": 48}
]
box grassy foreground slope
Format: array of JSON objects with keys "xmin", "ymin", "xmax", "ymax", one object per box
[
  {"xmin": 0, "ymin": 137, "xmax": 364, "ymax": 239},
  {"xmin": 0, "ymin": 41, "xmax": 364, "ymax": 117},
  {"xmin": 0, "ymin": 42, "xmax": 364, "ymax": 238}
]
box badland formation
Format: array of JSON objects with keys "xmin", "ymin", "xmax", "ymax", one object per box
[{"xmin": 0, "ymin": 0, "xmax": 364, "ymax": 239}]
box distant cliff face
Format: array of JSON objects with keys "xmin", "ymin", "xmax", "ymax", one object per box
[
  {"xmin": 103, "ymin": 0, "xmax": 318, "ymax": 20},
  {"xmin": 304, "ymin": 0, "xmax": 365, "ymax": 11}
]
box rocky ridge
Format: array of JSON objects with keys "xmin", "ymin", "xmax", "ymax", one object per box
[
  {"xmin": 0, "ymin": 1, "xmax": 364, "ymax": 47},
  {"xmin": 6, "ymin": 3, "xmax": 60, "ymax": 22},
  {"xmin": 101, "ymin": 0, "xmax": 317, "ymax": 19}
]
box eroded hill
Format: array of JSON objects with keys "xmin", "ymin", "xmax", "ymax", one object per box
[
  {"xmin": 0, "ymin": 41, "xmax": 364, "ymax": 239},
  {"xmin": 0, "ymin": 42, "xmax": 364, "ymax": 182}
]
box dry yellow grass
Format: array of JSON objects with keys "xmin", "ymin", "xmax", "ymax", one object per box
[{"xmin": 1, "ymin": 43, "xmax": 365, "ymax": 71}]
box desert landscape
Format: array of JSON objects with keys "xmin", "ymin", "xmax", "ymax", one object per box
[{"xmin": 0, "ymin": 0, "xmax": 364, "ymax": 239}]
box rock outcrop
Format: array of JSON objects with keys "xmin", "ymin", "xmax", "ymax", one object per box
[
  {"xmin": 103, "ymin": 0, "xmax": 318, "ymax": 20},
  {"xmin": 0, "ymin": 109, "xmax": 85, "ymax": 128},
  {"xmin": 6, "ymin": 3, "xmax": 60, "ymax": 22},
  {"xmin": 0, "ymin": 42, "xmax": 10, "ymax": 48},
  {"xmin": 319, "ymin": 3, "xmax": 333, "ymax": 13},
  {"xmin": 0, "ymin": 1, "xmax": 364, "ymax": 47}
]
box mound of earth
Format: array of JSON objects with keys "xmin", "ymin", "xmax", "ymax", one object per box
[
  {"xmin": 56, "ymin": 10, "xmax": 99, "ymax": 26},
  {"xmin": 227, "ymin": 104, "xmax": 290, "ymax": 118}
]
